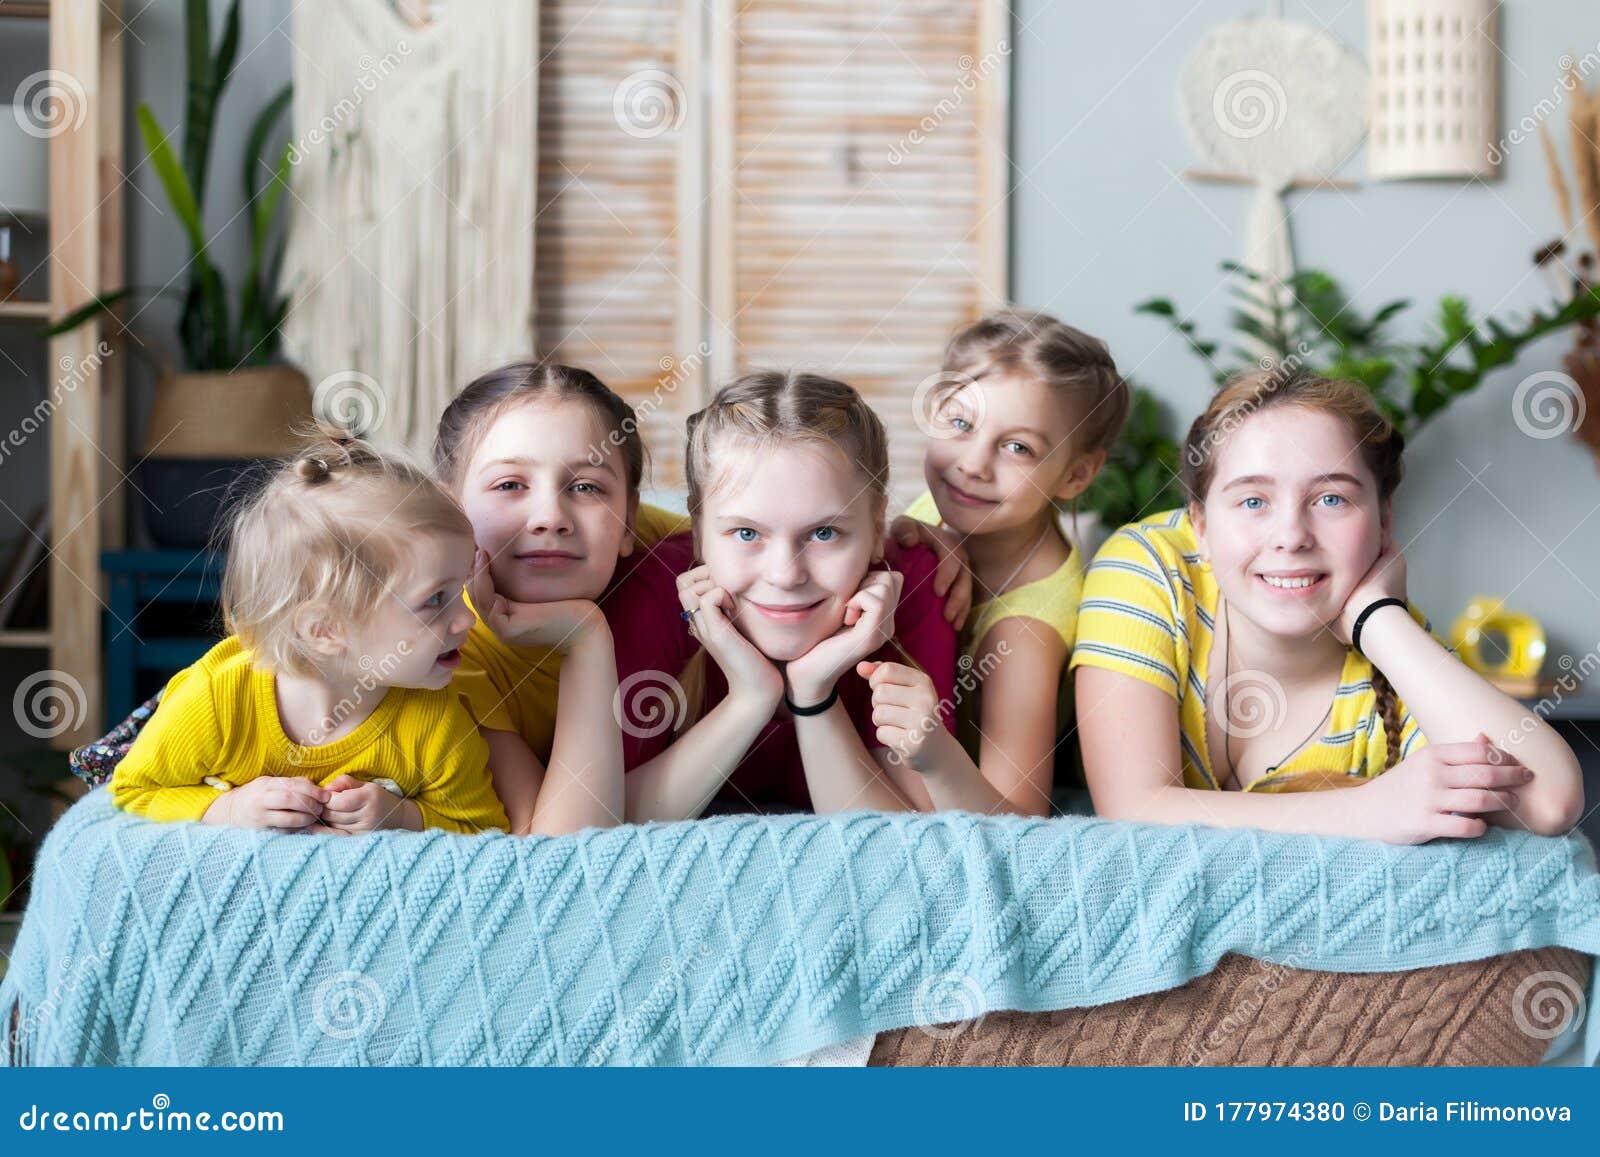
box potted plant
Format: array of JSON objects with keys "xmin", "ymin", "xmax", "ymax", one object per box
[
  {"xmin": 1137, "ymin": 262, "xmax": 1600, "ymax": 438},
  {"xmin": 51, "ymin": 0, "xmax": 309, "ymax": 547},
  {"xmin": 1079, "ymin": 261, "xmax": 1600, "ymax": 536}
]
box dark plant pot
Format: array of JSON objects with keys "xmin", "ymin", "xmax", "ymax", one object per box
[{"xmin": 136, "ymin": 457, "xmax": 263, "ymax": 549}]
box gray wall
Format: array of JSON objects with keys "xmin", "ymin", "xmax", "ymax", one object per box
[
  {"xmin": 1013, "ymin": 0, "xmax": 1600, "ymax": 663},
  {"xmin": 36, "ymin": 0, "xmax": 1600, "ymax": 657},
  {"xmin": 3, "ymin": 0, "xmax": 1597, "ymax": 736}
]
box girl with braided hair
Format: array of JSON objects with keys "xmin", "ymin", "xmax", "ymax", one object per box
[{"xmin": 1071, "ymin": 371, "xmax": 1582, "ymax": 843}]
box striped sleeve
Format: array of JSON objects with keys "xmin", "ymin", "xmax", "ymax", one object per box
[{"xmin": 1068, "ymin": 527, "xmax": 1184, "ymax": 699}]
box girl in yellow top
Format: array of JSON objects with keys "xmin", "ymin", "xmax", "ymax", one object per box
[
  {"xmin": 110, "ymin": 433, "xmax": 512, "ymax": 835},
  {"xmin": 1071, "ymin": 371, "xmax": 1583, "ymax": 844},
  {"xmin": 865, "ymin": 310, "xmax": 1130, "ymax": 816},
  {"xmin": 432, "ymin": 361, "xmax": 687, "ymax": 834}
]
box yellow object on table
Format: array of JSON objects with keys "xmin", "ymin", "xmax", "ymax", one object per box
[{"xmin": 1449, "ymin": 596, "xmax": 1548, "ymax": 695}]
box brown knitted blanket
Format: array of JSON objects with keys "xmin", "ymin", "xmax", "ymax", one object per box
[{"xmin": 870, "ymin": 949, "xmax": 1590, "ymax": 1066}]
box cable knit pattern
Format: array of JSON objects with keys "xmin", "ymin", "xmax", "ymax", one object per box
[
  {"xmin": 3, "ymin": 790, "xmax": 1599, "ymax": 1066},
  {"xmin": 870, "ymin": 949, "xmax": 1591, "ymax": 1066}
]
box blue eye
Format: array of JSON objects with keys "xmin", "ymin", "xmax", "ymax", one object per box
[
  {"xmin": 422, "ymin": 590, "xmax": 445, "ymax": 610},
  {"xmin": 1317, "ymin": 493, "xmax": 1345, "ymax": 507},
  {"xmin": 733, "ymin": 527, "xmax": 758, "ymax": 543},
  {"xmin": 1004, "ymin": 441, "xmax": 1032, "ymax": 457},
  {"xmin": 570, "ymin": 480, "xmax": 601, "ymax": 495},
  {"xmin": 1241, "ymin": 496, "xmax": 1265, "ymax": 511},
  {"xmin": 811, "ymin": 526, "xmax": 839, "ymax": 543}
]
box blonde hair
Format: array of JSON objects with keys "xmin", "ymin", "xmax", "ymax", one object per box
[
  {"xmin": 677, "ymin": 370, "xmax": 894, "ymax": 730},
  {"xmin": 685, "ymin": 369, "xmax": 890, "ymax": 529},
  {"xmin": 941, "ymin": 307, "xmax": 1131, "ymax": 458},
  {"xmin": 222, "ymin": 427, "xmax": 474, "ymax": 677},
  {"xmin": 1183, "ymin": 370, "xmax": 1409, "ymax": 770}
]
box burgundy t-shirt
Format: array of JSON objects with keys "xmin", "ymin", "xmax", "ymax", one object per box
[{"xmin": 603, "ymin": 530, "xmax": 957, "ymax": 811}]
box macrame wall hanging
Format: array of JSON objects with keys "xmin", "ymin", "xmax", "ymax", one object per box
[
  {"xmin": 1367, "ymin": 0, "xmax": 1501, "ymax": 180},
  {"xmin": 281, "ymin": 0, "xmax": 537, "ymax": 456},
  {"xmin": 1178, "ymin": 3, "xmax": 1367, "ymax": 352}
]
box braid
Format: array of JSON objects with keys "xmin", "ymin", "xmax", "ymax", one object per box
[{"xmin": 1371, "ymin": 667, "xmax": 1404, "ymax": 771}]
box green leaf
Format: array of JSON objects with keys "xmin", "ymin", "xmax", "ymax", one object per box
[
  {"xmin": 243, "ymin": 84, "xmax": 293, "ymax": 215},
  {"xmin": 43, "ymin": 288, "xmax": 138, "ymax": 337},
  {"xmin": 183, "ymin": 0, "xmax": 213, "ymax": 204},
  {"xmin": 137, "ymin": 104, "xmax": 207, "ymax": 255},
  {"xmin": 1135, "ymin": 298, "xmax": 1177, "ymax": 318}
]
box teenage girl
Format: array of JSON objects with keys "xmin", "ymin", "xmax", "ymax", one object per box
[{"xmin": 1070, "ymin": 371, "xmax": 1582, "ymax": 842}]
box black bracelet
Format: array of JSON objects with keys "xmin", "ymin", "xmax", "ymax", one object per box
[
  {"xmin": 1352, "ymin": 597, "xmax": 1408, "ymax": 654},
  {"xmin": 784, "ymin": 685, "xmax": 839, "ymax": 716}
]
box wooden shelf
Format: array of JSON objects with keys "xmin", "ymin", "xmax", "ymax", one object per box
[
  {"xmin": 0, "ymin": 299, "xmax": 51, "ymax": 321},
  {"xmin": 0, "ymin": 2, "xmax": 50, "ymax": 21},
  {"xmin": 0, "ymin": 629, "xmax": 49, "ymax": 649}
]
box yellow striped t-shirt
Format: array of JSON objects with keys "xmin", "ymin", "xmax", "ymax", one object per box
[{"xmin": 1067, "ymin": 509, "xmax": 1426, "ymax": 792}]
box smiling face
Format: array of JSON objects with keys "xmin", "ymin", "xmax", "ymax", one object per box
[
  {"xmin": 1192, "ymin": 405, "xmax": 1387, "ymax": 640},
  {"xmin": 456, "ymin": 396, "xmax": 635, "ymax": 603},
  {"xmin": 696, "ymin": 440, "xmax": 883, "ymax": 662},
  {"xmin": 341, "ymin": 529, "xmax": 478, "ymax": 691},
  {"xmin": 922, "ymin": 372, "xmax": 1098, "ymax": 536}
]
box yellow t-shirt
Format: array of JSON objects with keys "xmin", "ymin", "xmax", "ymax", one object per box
[
  {"xmin": 452, "ymin": 503, "xmax": 691, "ymax": 757},
  {"xmin": 1068, "ymin": 508, "xmax": 1427, "ymax": 792},
  {"xmin": 109, "ymin": 637, "xmax": 508, "ymax": 833},
  {"xmin": 904, "ymin": 491, "xmax": 1084, "ymax": 747}
]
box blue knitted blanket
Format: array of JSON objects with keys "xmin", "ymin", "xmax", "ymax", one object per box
[{"xmin": 5, "ymin": 790, "xmax": 1600, "ymax": 1066}]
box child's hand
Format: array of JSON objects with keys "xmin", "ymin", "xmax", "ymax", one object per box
[
  {"xmin": 891, "ymin": 516, "xmax": 972, "ymax": 628},
  {"xmin": 1359, "ymin": 734, "xmax": 1529, "ymax": 844},
  {"xmin": 858, "ymin": 659, "xmax": 952, "ymax": 771},
  {"xmin": 1335, "ymin": 530, "xmax": 1409, "ymax": 646},
  {"xmin": 784, "ymin": 569, "xmax": 902, "ymax": 707},
  {"xmin": 676, "ymin": 566, "xmax": 784, "ymax": 708},
  {"xmin": 316, "ymin": 775, "xmax": 420, "ymax": 834},
  {"xmin": 201, "ymin": 775, "xmax": 328, "ymax": 830},
  {"xmin": 472, "ymin": 548, "xmax": 607, "ymax": 651}
]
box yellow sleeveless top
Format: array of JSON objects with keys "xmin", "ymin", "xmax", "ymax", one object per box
[{"xmin": 904, "ymin": 492, "xmax": 1083, "ymax": 749}]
